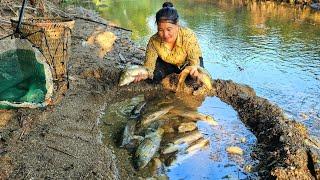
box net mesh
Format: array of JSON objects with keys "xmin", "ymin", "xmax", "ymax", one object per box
[{"xmin": 0, "ymin": 37, "xmax": 53, "ymax": 109}]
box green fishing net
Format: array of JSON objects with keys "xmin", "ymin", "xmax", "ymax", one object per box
[{"xmin": 0, "ymin": 38, "xmax": 53, "ymax": 109}]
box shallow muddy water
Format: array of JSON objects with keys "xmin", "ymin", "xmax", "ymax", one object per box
[
  {"xmin": 80, "ymin": 0, "xmax": 320, "ymax": 137},
  {"xmin": 100, "ymin": 93, "xmax": 257, "ymax": 179}
]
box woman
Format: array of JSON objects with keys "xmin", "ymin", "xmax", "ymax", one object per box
[{"xmin": 135, "ymin": 2, "xmax": 204, "ymax": 83}]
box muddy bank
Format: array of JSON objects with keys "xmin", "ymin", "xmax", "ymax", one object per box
[
  {"xmin": 0, "ymin": 4, "xmax": 159, "ymax": 178},
  {"xmin": 0, "ymin": 3, "xmax": 319, "ymax": 180}
]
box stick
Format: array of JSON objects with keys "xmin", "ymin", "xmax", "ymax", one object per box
[
  {"xmin": 43, "ymin": 0, "xmax": 132, "ymax": 32},
  {"xmin": 47, "ymin": 145, "xmax": 78, "ymax": 158},
  {"xmin": 74, "ymin": 16, "xmax": 132, "ymax": 32},
  {"xmin": 13, "ymin": 5, "xmax": 37, "ymax": 11}
]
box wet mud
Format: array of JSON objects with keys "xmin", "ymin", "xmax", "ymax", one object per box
[{"xmin": 0, "ymin": 3, "xmax": 319, "ymax": 180}]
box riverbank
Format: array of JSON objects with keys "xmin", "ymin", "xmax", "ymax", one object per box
[{"xmin": 0, "ymin": 1, "xmax": 319, "ymax": 179}]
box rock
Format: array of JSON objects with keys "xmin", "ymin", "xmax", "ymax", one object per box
[
  {"xmin": 226, "ymin": 146, "xmax": 243, "ymax": 155},
  {"xmin": 0, "ymin": 110, "xmax": 13, "ymax": 129},
  {"xmin": 86, "ymin": 29, "xmax": 117, "ymax": 59},
  {"xmin": 308, "ymin": 147, "xmax": 320, "ymax": 179},
  {"xmin": 81, "ymin": 68, "xmax": 103, "ymax": 79}
]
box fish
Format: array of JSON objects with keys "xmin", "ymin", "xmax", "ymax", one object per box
[
  {"xmin": 164, "ymin": 139, "xmax": 208, "ymax": 167},
  {"xmin": 121, "ymin": 120, "xmax": 143, "ymax": 149},
  {"xmin": 140, "ymin": 105, "xmax": 174, "ymax": 127},
  {"xmin": 162, "ymin": 131, "xmax": 203, "ymax": 154},
  {"xmin": 162, "ymin": 130, "xmax": 203, "ymax": 155},
  {"xmin": 170, "ymin": 109, "xmax": 218, "ymax": 126},
  {"xmin": 186, "ymin": 138, "xmax": 209, "ymax": 154},
  {"xmin": 149, "ymin": 157, "xmax": 167, "ymax": 178},
  {"xmin": 130, "ymin": 101, "xmax": 147, "ymax": 119},
  {"xmin": 134, "ymin": 128, "xmax": 164, "ymax": 170},
  {"xmin": 118, "ymin": 65, "xmax": 148, "ymax": 86},
  {"xmin": 172, "ymin": 130, "xmax": 203, "ymax": 145},
  {"xmin": 162, "ymin": 143, "xmax": 189, "ymax": 155},
  {"xmin": 178, "ymin": 122, "xmax": 197, "ymax": 133}
]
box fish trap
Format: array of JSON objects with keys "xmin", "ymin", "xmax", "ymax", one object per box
[{"xmin": 10, "ymin": 17, "xmax": 75, "ymax": 104}]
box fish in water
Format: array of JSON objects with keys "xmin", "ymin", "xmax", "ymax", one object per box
[
  {"xmin": 170, "ymin": 109, "xmax": 218, "ymax": 126},
  {"xmin": 130, "ymin": 101, "xmax": 147, "ymax": 119},
  {"xmin": 134, "ymin": 128, "xmax": 164, "ymax": 170},
  {"xmin": 140, "ymin": 105, "xmax": 174, "ymax": 127},
  {"xmin": 121, "ymin": 120, "xmax": 143, "ymax": 149},
  {"xmin": 172, "ymin": 130, "xmax": 203, "ymax": 145},
  {"xmin": 178, "ymin": 122, "xmax": 197, "ymax": 133},
  {"xmin": 186, "ymin": 138, "xmax": 209, "ymax": 154},
  {"xmin": 118, "ymin": 65, "xmax": 148, "ymax": 86},
  {"xmin": 149, "ymin": 157, "xmax": 167, "ymax": 178},
  {"xmin": 165, "ymin": 138, "xmax": 209, "ymax": 167},
  {"xmin": 162, "ymin": 130, "xmax": 203, "ymax": 154}
]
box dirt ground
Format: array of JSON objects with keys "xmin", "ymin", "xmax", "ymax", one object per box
[{"xmin": 0, "ymin": 2, "xmax": 320, "ymax": 179}]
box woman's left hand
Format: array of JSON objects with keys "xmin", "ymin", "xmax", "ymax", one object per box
[{"xmin": 189, "ymin": 66, "xmax": 200, "ymax": 79}]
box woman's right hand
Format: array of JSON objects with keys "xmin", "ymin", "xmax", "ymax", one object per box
[{"xmin": 134, "ymin": 72, "xmax": 148, "ymax": 83}]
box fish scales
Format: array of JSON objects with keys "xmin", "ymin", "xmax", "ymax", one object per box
[{"xmin": 135, "ymin": 128, "xmax": 164, "ymax": 169}]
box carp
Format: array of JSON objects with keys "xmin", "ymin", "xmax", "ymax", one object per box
[
  {"xmin": 186, "ymin": 138, "xmax": 209, "ymax": 154},
  {"xmin": 162, "ymin": 130, "xmax": 203, "ymax": 155},
  {"xmin": 172, "ymin": 130, "xmax": 203, "ymax": 145},
  {"xmin": 118, "ymin": 65, "xmax": 148, "ymax": 86},
  {"xmin": 134, "ymin": 128, "xmax": 164, "ymax": 170},
  {"xmin": 121, "ymin": 120, "xmax": 143, "ymax": 149},
  {"xmin": 140, "ymin": 105, "xmax": 174, "ymax": 126},
  {"xmin": 130, "ymin": 101, "xmax": 147, "ymax": 119},
  {"xmin": 178, "ymin": 122, "xmax": 197, "ymax": 133},
  {"xmin": 165, "ymin": 138, "xmax": 209, "ymax": 167},
  {"xmin": 149, "ymin": 157, "xmax": 167, "ymax": 178},
  {"xmin": 170, "ymin": 109, "xmax": 218, "ymax": 126}
]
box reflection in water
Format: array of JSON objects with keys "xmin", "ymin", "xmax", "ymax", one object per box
[{"xmin": 102, "ymin": 93, "xmax": 257, "ymax": 179}]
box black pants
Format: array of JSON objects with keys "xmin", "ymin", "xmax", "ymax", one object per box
[{"xmin": 152, "ymin": 57, "xmax": 204, "ymax": 83}]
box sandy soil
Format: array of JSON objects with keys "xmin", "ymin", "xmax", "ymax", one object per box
[{"xmin": 0, "ymin": 3, "xmax": 319, "ymax": 179}]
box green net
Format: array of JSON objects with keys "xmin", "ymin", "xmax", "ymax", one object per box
[{"xmin": 0, "ymin": 38, "xmax": 53, "ymax": 109}]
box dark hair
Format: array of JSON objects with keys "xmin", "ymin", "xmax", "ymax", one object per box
[{"xmin": 156, "ymin": 2, "xmax": 179, "ymax": 24}]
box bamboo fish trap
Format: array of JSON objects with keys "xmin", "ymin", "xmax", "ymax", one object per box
[{"xmin": 11, "ymin": 17, "xmax": 75, "ymax": 104}]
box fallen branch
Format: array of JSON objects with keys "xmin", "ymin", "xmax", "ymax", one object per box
[
  {"xmin": 13, "ymin": 5, "xmax": 37, "ymax": 11},
  {"xmin": 73, "ymin": 16, "xmax": 132, "ymax": 32}
]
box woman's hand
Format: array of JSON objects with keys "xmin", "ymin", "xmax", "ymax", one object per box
[
  {"xmin": 189, "ymin": 66, "xmax": 200, "ymax": 79},
  {"xmin": 134, "ymin": 72, "xmax": 148, "ymax": 83}
]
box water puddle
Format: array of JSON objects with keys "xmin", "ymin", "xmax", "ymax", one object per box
[{"xmin": 100, "ymin": 93, "xmax": 257, "ymax": 179}]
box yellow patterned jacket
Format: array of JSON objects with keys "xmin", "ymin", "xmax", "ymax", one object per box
[{"xmin": 144, "ymin": 26, "xmax": 202, "ymax": 78}]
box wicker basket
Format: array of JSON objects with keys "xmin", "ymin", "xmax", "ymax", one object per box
[
  {"xmin": 11, "ymin": 18, "xmax": 75, "ymax": 104},
  {"xmin": 11, "ymin": 18, "xmax": 75, "ymax": 81}
]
